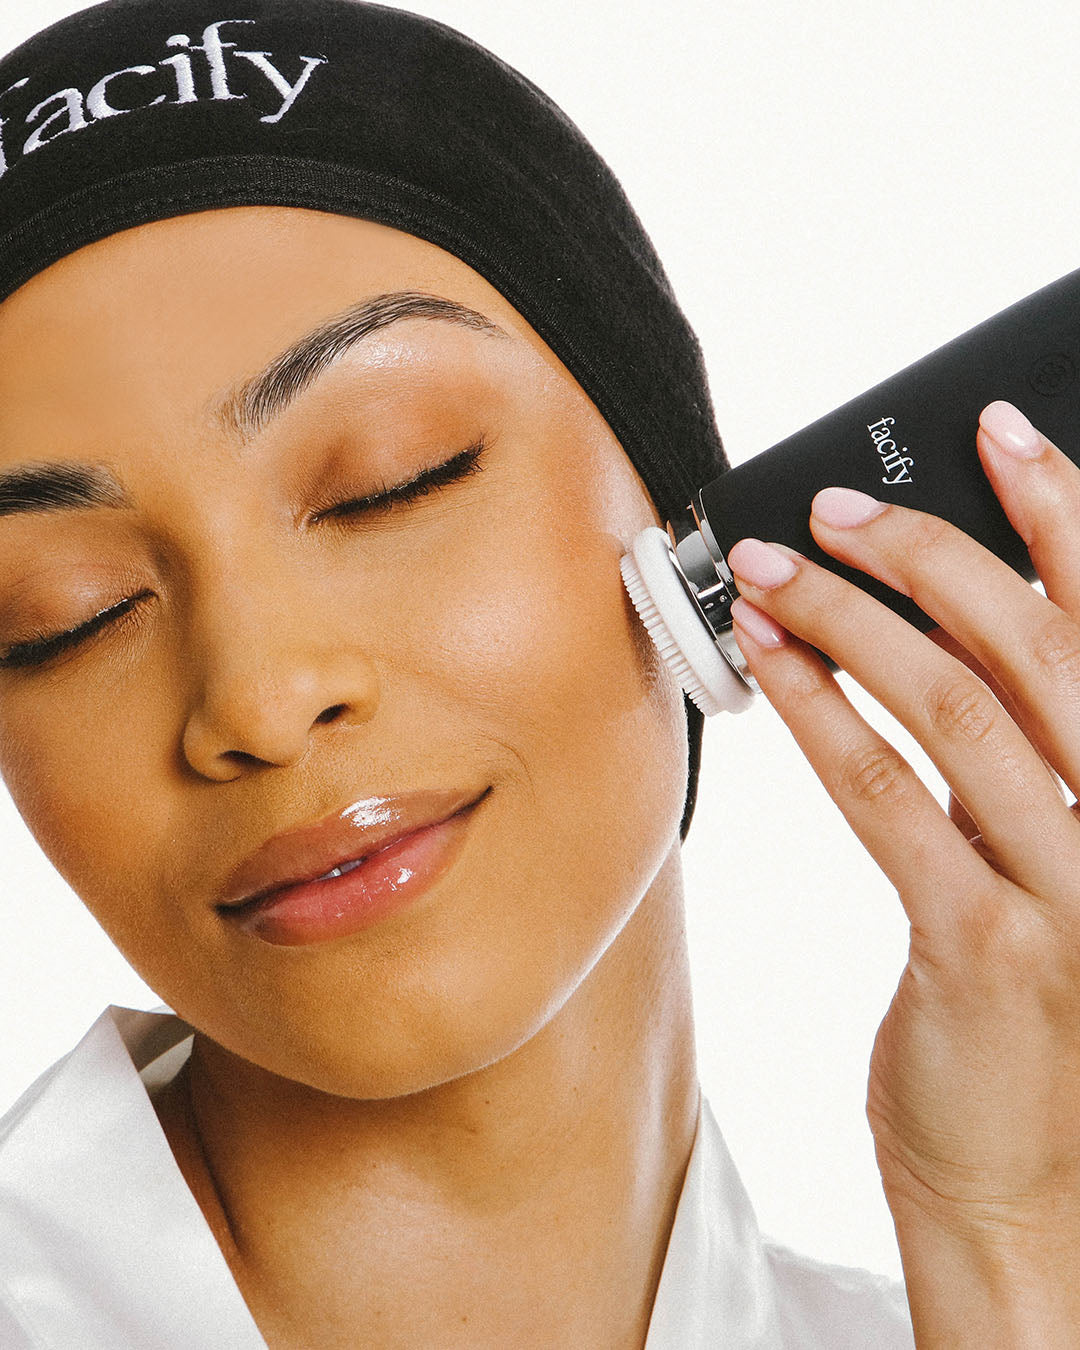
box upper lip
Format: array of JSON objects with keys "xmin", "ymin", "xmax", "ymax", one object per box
[{"xmin": 216, "ymin": 785, "xmax": 487, "ymax": 912}]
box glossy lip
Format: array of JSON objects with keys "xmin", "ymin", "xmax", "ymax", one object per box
[
  {"xmin": 216, "ymin": 785, "xmax": 489, "ymax": 914},
  {"xmin": 221, "ymin": 793, "xmax": 487, "ymax": 946}
]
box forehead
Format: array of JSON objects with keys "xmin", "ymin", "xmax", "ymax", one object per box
[
  {"xmin": 0, "ymin": 205, "xmax": 519, "ymax": 320},
  {"xmin": 0, "ymin": 206, "xmax": 564, "ymax": 443}
]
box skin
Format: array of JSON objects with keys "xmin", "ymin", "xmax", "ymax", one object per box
[
  {"xmin": 728, "ymin": 416, "xmax": 1080, "ymax": 1344},
  {"xmin": 0, "ymin": 207, "xmax": 700, "ymax": 1348}
]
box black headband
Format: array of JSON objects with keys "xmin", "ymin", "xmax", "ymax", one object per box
[{"xmin": 0, "ymin": 0, "xmax": 728, "ymax": 841}]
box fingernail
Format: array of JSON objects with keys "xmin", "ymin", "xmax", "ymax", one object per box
[
  {"xmin": 730, "ymin": 597, "xmax": 787, "ymax": 648},
  {"xmin": 979, "ymin": 400, "xmax": 1043, "ymax": 459},
  {"xmin": 811, "ymin": 486, "xmax": 887, "ymax": 528},
  {"xmin": 727, "ymin": 537, "xmax": 798, "ymax": 589}
]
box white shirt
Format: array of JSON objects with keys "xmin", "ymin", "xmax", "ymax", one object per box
[{"xmin": 0, "ymin": 1004, "xmax": 915, "ymax": 1348}]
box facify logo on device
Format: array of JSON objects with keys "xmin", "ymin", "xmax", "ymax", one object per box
[
  {"xmin": 0, "ymin": 19, "xmax": 328, "ymax": 178},
  {"xmin": 867, "ymin": 416, "xmax": 915, "ymax": 485}
]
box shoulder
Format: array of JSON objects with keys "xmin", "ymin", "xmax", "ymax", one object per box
[{"xmin": 762, "ymin": 1236, "xmax": 914, "ymax": 1349}]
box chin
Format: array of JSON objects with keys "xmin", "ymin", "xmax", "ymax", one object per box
[{"xmin": 183, "ymin": 948, "xmax": 580, "ymax": 1102}]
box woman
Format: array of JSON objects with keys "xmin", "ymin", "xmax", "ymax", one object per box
[{"xmin": 0, "ymin": 1, "xmax": 1075, "ymax": 1346}]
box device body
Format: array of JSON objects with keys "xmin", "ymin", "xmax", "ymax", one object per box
[{"xmin": 650, "ymin": 264, "xmax": 1080, "ymax": 707}]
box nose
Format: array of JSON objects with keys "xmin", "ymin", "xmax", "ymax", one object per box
[{"xmin": 179, "ymin": 578, "xmax": 381, "ymax": 782}]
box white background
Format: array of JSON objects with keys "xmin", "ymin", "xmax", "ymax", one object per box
[{"xmin": 3, "ymin": 0, "xmax": 1080, "ymax": 1285}]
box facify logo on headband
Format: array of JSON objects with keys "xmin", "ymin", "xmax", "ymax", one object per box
[{"xmin": 0, "ymin": 19, "xmax": 328, "ymax": 179}]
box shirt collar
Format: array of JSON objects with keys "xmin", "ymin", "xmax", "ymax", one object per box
[
  {"xmin": 0, "ymin": 1004, "xmax": 786, "ymax": 1348},
  {"xmin": 645, "ymin": 1091, "xmax": 784, "ymax": 1345},
  {"xmin": 0, "ymin": 1004, "xmax": 265, "ymax": 1348}
]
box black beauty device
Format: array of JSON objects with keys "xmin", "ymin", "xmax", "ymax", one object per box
[{"xmin": 620, "ymin": 264, "xmax": 1080, "ymax": 715}]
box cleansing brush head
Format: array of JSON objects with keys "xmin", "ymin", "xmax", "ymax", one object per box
[{"xmin": 620, "ymin": 525, "xmax": 755, "ymax": 716}]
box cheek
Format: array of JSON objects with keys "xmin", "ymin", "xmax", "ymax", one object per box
[
  {"xmin": 416, "ymin": 465, "xmax": 687, "ymax": 881},
  {"xmin": 0, "ymin": 663, "xmax": 186, "ymax": 949},
  {"xmin": 0, "ymin": 694, "xmax": 112, "ymax": 872}
]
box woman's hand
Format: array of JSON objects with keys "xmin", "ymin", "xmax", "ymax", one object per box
[{"xmin": 725, "ymin": 400, "xmax": 1080, "ymax": 1348}]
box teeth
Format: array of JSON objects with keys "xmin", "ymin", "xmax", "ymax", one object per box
[{"xmin": 314, "ymin": 856, "xmax": 366, "ymax": 883}]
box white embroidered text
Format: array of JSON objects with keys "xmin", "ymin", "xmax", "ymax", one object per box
[{"xmin": 0, "ymin": 19, "xmax": 328, "ymax": 178}]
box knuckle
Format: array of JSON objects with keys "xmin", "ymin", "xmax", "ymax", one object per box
[
  {"xmin": 786, "ymin": 659, "xmax": 833, "ymax": 705},
  {"xmin": 904, "ymin": 516, "xmax": 959, "ymax": 609},
  {"xmin": 953, "ymin": 895, "xmax": 1073, "ymax": 1007},
  {"xmin": 951, "ymin": 894, "xmax": 1038, "ymax": 984},
  {"xmin": 782, "ymin": 654, "xmax": 845, "ymax": 720},
  {"xmin": 1029, "ymin": 616, "xmax": 1080, "ymax": 689},
  {"xmin": 795, "ymin": 581, "xmax": 848, "ymax": 642},
  {"xmin": 924, "ymin": 673, "xmax": 998, "ymax": 745},
  {"xmin": 910, "ymin": 510, "xmax": 954, "ymax": 556},
  {"xmin": 837, "ymin": 744, "xmax": 910, "ymax": 806}
]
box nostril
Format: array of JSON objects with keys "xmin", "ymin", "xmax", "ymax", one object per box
[
  {"xmin": 314, "ymin": 703, "xmax": 347, "ymax": 725},
  {"xmin": 223, "ymin": 749, "xmax": 263, "ymax": 768}
]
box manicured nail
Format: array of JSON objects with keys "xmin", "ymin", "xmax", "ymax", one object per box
[
  {"xmin": 979, "ymin": 400, "xmax": 1043, "ymax": 459},
  {"xmin": 727, "ymin": 537, "xmax": 798, "ymax": 589},
  {"xmin": 811, "ymin": 486, "xmax": 887, "ymax": 528},
  {"xmin": 730, "ymin": 597, "xmax": 787, "ymax": 648}
]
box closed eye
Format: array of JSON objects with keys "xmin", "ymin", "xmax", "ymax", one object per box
[
  {"xmin": 313, "ymin": 436, "xmax": 488, "ymax": 523},
  {"xmin": 0, "ymin": 591, "xmax": 153, "ymax": 671},
  {"xmin": 0, "ymin": 438, "xmax": 490, "ymax": 673}
]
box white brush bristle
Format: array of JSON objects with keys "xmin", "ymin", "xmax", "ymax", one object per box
[{"xmin": 620, "ymin": 554, "xmax": 724, "ymax": 717}]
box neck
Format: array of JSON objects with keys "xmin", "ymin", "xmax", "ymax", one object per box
[{"xmin": 154, "ymin": 844, "xmax": 699, "ymax": 1348}]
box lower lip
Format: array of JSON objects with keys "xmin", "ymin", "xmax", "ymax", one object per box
[{"xmin": 221, "ymin": 792, "xmax": 488, "ymax": 946}]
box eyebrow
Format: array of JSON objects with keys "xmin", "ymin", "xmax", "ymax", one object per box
[
  {"xmin": 0, "ymin": 291, "xmax": 509, "ymax": 521},
  {"xmin": 216, "ymin": 290, "xmax": 509, "ymax": 438}
]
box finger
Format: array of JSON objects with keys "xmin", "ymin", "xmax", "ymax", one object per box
[
  {"xmin": 727, "ymin": 538, "xmax": 1079, "ymax": 902},
  {"xmin": 932, "ymin": 625, "xmax": 1059, "ymax": 859},
  {"xmin": 927, "ymin": 625, "xmax": 1070, "ymax": 807},
  {"xmin": 729, "ymin": 596, "xmax": 998, "ymax": 930},
  {"xmin": 932, "ymin": 619, "xmax": 1071, "ymax": 864},
  {"xmin": 806, "ymin": 486, "xmax": 1080, "ymax": 812},
  {"xmin": 947, "ymin": 786, "xmax": 979, "ymax": 841},
  {"xmin": 975, "ymin": 400, "xmax": 1080, "ymax": 618}
]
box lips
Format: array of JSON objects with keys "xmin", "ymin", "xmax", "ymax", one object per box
[{"xmin": 216, "ymin": 785, "xmax": 488, "ymax": 913}]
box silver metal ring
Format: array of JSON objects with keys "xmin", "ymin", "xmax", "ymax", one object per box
[{"xmin": 664, "ymin": 500, "xmax": 759, "ymax": 694}]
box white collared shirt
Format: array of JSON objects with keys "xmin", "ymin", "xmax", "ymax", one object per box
[{"xmin": 0, "ymin": 1005, "xmax": 915, "ymax": 1348}]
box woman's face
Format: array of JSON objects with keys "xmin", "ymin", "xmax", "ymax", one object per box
[{"xmin": 0, "ymin": 207, "xmax": 688, "ymax": 1096}]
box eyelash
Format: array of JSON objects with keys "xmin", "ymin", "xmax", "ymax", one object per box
[
  {"xmin": 0, "ymin": 439, "xmax": 489, "ymax": 672},
  {"xmin": 311, "ymin": 436, "xmax": 487, "ymax": 524}
]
